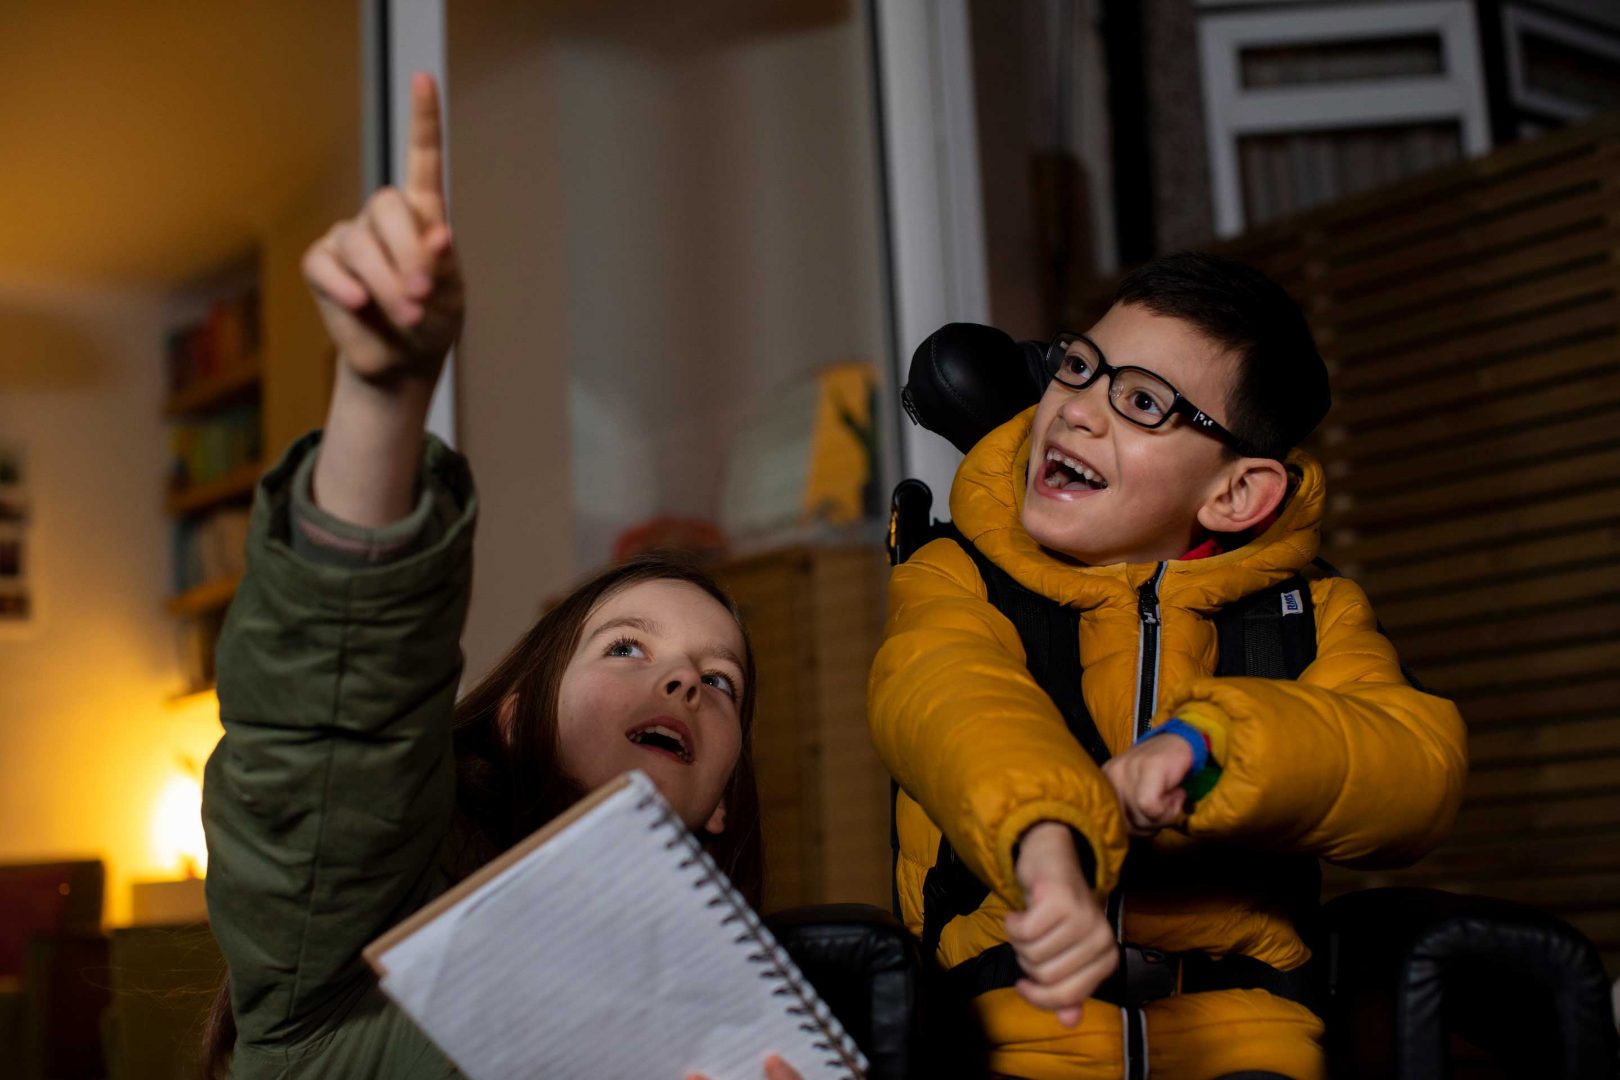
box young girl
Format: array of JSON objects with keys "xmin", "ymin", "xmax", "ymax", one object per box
[{"xmin": 200, "ymin": 72, "xmax": 798, "ymax": 1080}]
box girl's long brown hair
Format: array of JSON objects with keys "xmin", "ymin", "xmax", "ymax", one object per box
[{"xmin": 202, "ymin": 554, "xmax": 763, "ymax": 1076}]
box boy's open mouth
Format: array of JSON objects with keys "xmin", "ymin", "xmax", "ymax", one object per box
[
  {"xmin": 1040, "ymin": 447, "xmax": 1109, "ymax": 492},
  {"xmin": 626, "ymin": 719, "xmax": 695, "ymax": 764}
]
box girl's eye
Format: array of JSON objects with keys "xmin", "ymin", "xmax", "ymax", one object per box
[
  {"xmin": 702, "ymin": 671, "xmax": 738, "ymax": 700},
  {"xmin": 605, "ymin": 637, "xmax": 646, "ymax": 659}
]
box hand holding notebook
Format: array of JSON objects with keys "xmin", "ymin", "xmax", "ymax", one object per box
[
  {"xmin": 365, "ymin": 770, "xmax": 868, "ymax": 1080},
  {"xmin": 689, "ymin": 1054, "xmax": 804, "ymax": 1080}
]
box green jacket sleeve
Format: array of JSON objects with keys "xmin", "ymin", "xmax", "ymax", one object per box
[{"xmin": 202, "ymin": 430, "xmax": 477, "ymax": 1049}]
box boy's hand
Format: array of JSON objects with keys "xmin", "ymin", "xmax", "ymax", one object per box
[
  {"xmin": 1102, "ymin": 735, "xmax": 1195, "ymax": 837},
  {"xmin": 1005, "ymin": 821, "xmax": 1118, "ymax": 1027},
  {"xmin": 302, "ymin": 72, "xmax": 463, "ymax": 386}
]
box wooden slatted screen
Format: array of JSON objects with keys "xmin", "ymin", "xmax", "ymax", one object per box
[
  {"xmin": 715, "ymin": 546, "xmax": 893, "ymax": 914},
  {"xmin": 1131, "ymin": 114, "xmax": 1620, "ymax": 975}
]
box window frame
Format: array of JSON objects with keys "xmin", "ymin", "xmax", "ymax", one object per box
[
  {"xmin": 1501, "ymin": 2, "xmax": 1620, "ymax": 126},
  {"xmin": 1196, "ymin": 0, "xmax": 1492, "ymax": 236}
]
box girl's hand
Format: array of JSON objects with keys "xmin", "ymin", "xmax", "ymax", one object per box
[
  {"xmin": 1006, "ymin": 822, "xmax": 1118, "ymax": 1027},
  {"xmin": 305, "ymin": 71, "xmax": 464, "ymax": 526},
  {"xmin": 302, "ymin": 71, "xmax": 463, "ymax": 387},
  {"xmin": 686, "ymin": 1053, "xmax": 803, "ymax": 1080},
  {"xmin": 1101, "ymin": 735, "xmax": 1194, "ymax": 837}
]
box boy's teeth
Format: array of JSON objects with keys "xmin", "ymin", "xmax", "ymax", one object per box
[{"xmin": 1045, "ymin": 448, "xmax": 1102, "ymax": 484}]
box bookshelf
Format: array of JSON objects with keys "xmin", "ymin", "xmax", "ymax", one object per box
[
  {"xmin": 163, "ymin": 274, "xmax": 262, "ymax": 695},
  {"xmin": 165, "ymin": 575, "xmax": 244, "ymax": 620},
  {"xmin": 163, "ymin": 362, "xmax": 262, "ymax": 417},
  {"xmin": 164, "ymin": 460, "xmax": 262, "ymax": 517}
]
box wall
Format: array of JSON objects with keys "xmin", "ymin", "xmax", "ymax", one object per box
[
  {"xmin": 446, "ymin": 9, "xmax": 885, "ymax": 681},
  {"xmin": 0, "ymin": 121, "xmax": 356, "ymax": 924},
  {"xmin": 970, "ymin": 0, "xmax": 1118, "ymax": 338},
  {"xmin": 260, "ymin": 147, "xmax": 363, "ymax": 460},
  {"xmin": 1143, "ymin": 0, "xmax": 1216, "ymax": 253},
  {"xmin": 0, "ymin": 277, "xmax": 221, "ymax": 926},
  {"xmin": 555, "ymin": 20, "xmax": 886, "ymax": 570},
  {"xmin": 447, "ymin": 10, "xmax": 578, "ymax": 684},
  {"xmin": 550, "ymin": 41, "xmax": 672, "ymax": 576}
]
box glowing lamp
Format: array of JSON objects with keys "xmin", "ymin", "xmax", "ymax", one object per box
[{"xmin": 151, "ymin": 772, "xmax": 207, "ymax": 879}]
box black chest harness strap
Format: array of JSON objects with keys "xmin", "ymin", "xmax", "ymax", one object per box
[{"xmin": 908, "ymin": 525, "xmax": 1327, "ymax": 1022}]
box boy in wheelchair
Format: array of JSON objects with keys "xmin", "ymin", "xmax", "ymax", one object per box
[{"xmin": 869, "ymin": 252, "xmax": 1468, "ymax": 1080}]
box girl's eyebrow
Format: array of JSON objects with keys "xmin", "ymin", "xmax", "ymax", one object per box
[{"xmin": 587, "ymin": 615, "xmax": 663, "ymax": 641}]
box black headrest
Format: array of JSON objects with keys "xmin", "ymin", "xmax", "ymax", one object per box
[{"xmin": 902, "ymin": 323, "xmax": 1050, "ymax": 454}]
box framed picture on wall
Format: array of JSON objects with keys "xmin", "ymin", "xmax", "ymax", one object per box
[{"xmin": 0, "ymin": 442, "xmax": 32, "ymax": 624}]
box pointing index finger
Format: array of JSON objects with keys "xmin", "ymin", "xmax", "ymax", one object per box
[{"xmin": 405, "ymin": 71, "xmax": 446, "ymax": 222}]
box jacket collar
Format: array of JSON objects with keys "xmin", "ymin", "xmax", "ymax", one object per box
[{"xmin": 948, "ymin": 406, "xmax": 1324, "ymax": 613}]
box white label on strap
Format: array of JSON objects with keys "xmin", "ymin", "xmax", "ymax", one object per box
[{"xmin": 1280, "ymin": 589, "xmax": 1304, "ymax": 616}]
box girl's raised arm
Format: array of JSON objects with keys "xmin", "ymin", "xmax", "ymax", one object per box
[
  {"xmin": 303, "ymin": 72, "xmax": 463, "ymax": 527},
  {"xmin": 202, "ymin": 72, "xmax": 478, "ymax": 1061}
]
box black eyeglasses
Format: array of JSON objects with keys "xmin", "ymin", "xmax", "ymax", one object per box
[{"xmin": 1045, "ymin": 330, "xmax": 1251, "ymax": 455}]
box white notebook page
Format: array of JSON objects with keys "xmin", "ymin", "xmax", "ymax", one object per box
[{"xmin": 368, "ymin": 771, "xmax": 867, "ymax": 1080}]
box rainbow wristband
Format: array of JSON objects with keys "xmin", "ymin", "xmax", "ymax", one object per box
[
  {"xmin": 1137, "ymin": 718, "xmax": 1210, "ymax": 773},
  {"xmin": 1182, "ymin": 762, "xmax": 1223, "ymax": 804},
  {"xmin": 1137, "ymin": 718, "xmax": 1222, "ymax": 806}
]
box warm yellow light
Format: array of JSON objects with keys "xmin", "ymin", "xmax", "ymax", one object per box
[{"xmin": 151, "ymin": 772, "xmax": 207, "ymax": 878}]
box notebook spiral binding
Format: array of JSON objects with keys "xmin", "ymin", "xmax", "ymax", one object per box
[{"xmin": 636, "ymin": 791, "xmax": 868, "ymax": 1080}]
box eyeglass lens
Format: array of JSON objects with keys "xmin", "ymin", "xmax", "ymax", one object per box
[{"xmin": 1053, "ymin": 335, "xmax": 1178, "ymax": 428}]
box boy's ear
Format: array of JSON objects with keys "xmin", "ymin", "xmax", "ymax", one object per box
[
  {"xmin": 1196, "ymin": 457, "xmax": 1289, "ymax": 535},
  {"xmin": 703, "ymin": 800, "xmax": 727, "ymax": 837}
]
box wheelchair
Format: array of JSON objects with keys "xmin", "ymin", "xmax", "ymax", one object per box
[{"xmin": 767, "ymin": 323, "xmax": 1617, "ymax": 1080}]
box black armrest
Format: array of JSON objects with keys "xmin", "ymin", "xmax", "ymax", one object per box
[
  {"xmin": 1321, "ymin": 887, "xmax": 1616, "ymax": 1080},
  {"xmin": 767, "ymin": 903, "xmax": 988, "ymax": 1080}
]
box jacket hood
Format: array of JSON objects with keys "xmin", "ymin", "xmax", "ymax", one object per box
[{"xmin": 948, "ymin": 406, "xmax": 1325, "ymax": 614}]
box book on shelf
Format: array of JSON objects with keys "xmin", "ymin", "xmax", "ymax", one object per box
[
  {"xmin": 173, "ymin": 611, "xmax": 222, "ymax": 692},
  {"xmin": 166, "ymin": 288, "xmax": 262, "ymax": 396},
  {"xmin": 169, "ymin": 404, "xmax": 263, "ymax": 492},
  {"xmin": 172, "ymin": 508, "xmax": 252, "ymax": 595}
]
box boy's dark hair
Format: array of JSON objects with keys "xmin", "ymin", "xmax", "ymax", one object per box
[{"xmin": 1113, "ymin": 251, "xmax": 1330, "ymax": 461}]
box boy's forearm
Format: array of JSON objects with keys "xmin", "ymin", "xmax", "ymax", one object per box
[
  {"xmin": 1169, "ymin": 577, "xmax": 1466, "ymax": 860},
  {"xmin": 312, "ymin": 362, "xmax": 438, "ymax": 527},
  {"xmin": 1172, "ymin": 676, "xmax": 1466, "ymax": 864},
  {"xmin": 873, "ymin": 638, "xmax": 1127, "ymax": 897},
  {"xmin": 874, "ymin": 549, "xmax": 1131, "ymax": 901},
  {"xmin": 1015, "ymin": 821, "xmax": 1099, "ymax": 888}
]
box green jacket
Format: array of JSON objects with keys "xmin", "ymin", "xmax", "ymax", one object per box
[{"xmin": 202, "ymin": 432, "xmax": 476, "ymax": 1078}]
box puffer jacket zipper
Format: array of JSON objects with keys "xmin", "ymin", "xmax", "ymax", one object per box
[
  {"xmin": 1134, "ymin": 563, "xmax": 1168, "ymax": 738},
  {"xmin": 1121, "ymin": 561, "xmax": 1168, "ymax": 1080}
]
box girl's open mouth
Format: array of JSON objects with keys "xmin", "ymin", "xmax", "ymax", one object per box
[{"xmin": 625, "ymin": 719, "xmax": 694, "ymax": 764}]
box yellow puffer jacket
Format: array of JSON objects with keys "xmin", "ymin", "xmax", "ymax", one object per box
[{"xmin": 869, "ymin": 408, "xmax": 1467, "ymax": 1080}]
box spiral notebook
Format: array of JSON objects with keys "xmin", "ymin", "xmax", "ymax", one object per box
[{"xmin": 364, "ymin": 770, "xmax": 868, "ymax": 1080}]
